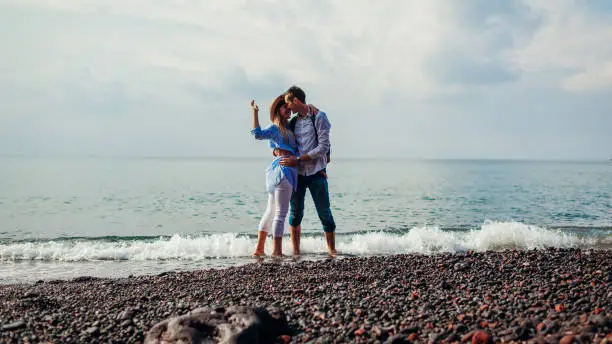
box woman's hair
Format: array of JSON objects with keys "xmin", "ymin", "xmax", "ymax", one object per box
[{"xmin": 270, "ymin": 95, "xmax": 293, "ymax": 140}]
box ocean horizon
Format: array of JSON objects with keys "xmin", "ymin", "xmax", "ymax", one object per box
[{"xmin": 1, "ymin": 154, "xmax": 609, "ymax": 162}]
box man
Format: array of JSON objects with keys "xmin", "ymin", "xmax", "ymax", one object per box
[{"xmin": 278, "ymin": 85, "xmax": 337, "ymax": 257}]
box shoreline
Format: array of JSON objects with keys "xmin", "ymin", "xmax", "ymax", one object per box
[{"xmin": 1, "ymin": 248, "xmax": 610, "ymax": 343}]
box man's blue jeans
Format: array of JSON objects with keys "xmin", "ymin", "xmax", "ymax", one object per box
[{"xmin": 288, "ymin": 171, "xmax": 336, "ymax": 232}]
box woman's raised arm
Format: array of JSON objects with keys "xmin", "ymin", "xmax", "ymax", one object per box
[
  {"xmin": 251, "ymin": 100, "xmax": 260, "ymax": 129},
  {"xmin": 250, "ymin": 100, "xmax": 277, "ymax": 140}
]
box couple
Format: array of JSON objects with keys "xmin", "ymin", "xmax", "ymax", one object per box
[{"xmin": 250, "ymin": 85, "xmax": 337, "ymax": 258}]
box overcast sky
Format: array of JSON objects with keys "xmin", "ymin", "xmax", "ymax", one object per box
[{"xmin": 1, "ymin": 0, "xmax": 611, "ymax": 160}]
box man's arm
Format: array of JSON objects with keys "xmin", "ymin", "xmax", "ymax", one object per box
[
  {"xmin": 304, "ymin": 111, "xmax": 331, "ymax": 159},
  {"xmin": 279, "ymin": 111, "xmax": 330, "ymax": 167}
]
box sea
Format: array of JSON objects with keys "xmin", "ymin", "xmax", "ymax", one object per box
[{"xmin": 1, "ymin": 157, "xmax": 610, "ymax": 284}]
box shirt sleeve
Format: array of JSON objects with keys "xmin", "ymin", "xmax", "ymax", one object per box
[
  {"xmin": 251, "ymin": 124, "xmax": 278, "ymax": 140},
  {"xmin": 306, "ymin": 111, "xmax": 331, "ymax": 159}
]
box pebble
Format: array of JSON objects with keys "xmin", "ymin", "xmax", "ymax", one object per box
[
  {"xmin": 85, "ymin": 326, "xmax": 100, "ymax": 337},
  {"xmin": 22, "ymin": 291, "xmax": 39, "ymax": 299},
  {"xmin": 1, "ymin": 320, "xmax": 26, "ymax": 331},
  {"xmin": 471, "ymin": 330, "xmax": 492, "ymax": 344},
  {"xmin": 0, "ymin": 248, "xmax": 609, "ymax": 343}
]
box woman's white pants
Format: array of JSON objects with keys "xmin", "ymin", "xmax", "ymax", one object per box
[{"xmin": 258, "ymin": 178, "xmax": 293, "ymax": 237}]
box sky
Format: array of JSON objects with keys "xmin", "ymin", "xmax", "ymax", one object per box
[{"xmin": 0, "ymin": 0, "xmax": 611, "ymax": 160}]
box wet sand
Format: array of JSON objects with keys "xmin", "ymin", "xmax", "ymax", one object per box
[{"xmin": 1, "ymin": 248, "xmax": 610, "ymax": 343}]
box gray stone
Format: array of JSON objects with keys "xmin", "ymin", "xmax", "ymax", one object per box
[
  {"xmin": 2, "ymin": 320, "xmax": 26, "ymax": 331},
  {"xmin": 144, "ymin": 306, "xmax": 292, "ymax": 344},
  {"xmin": 85, "ymin": 326, "xmax": 100, "ymax": 337}
]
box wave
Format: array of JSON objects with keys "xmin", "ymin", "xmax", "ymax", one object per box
[{"xmin": 0, "ymin": 221, "xmax": 608, "ymax": 262}]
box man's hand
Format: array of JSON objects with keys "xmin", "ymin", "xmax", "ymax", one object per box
[
  {"xmin": 308, "ymin": 104, "xmax": 319, "ymax": 114},
  {"xmin": 279, "ymin": 156, "xmax": 298, "ymax": 167}
]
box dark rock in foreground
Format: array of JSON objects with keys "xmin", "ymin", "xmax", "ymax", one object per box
[
  {"xmin": 0, "ymin": 248, "xmax": 610, "ymax": 343},
  {"xmin": 144, "ymin": 306, "xmax": 293, "ymax": 344}
]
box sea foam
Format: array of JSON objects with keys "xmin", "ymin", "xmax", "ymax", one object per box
[{"xmin": 0, "ymin": 221, "xmax": 601, "ymax": 262}]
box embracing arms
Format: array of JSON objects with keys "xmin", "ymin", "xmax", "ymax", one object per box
[
  {"xmin": 304, "ymin": 111, "xmax": 331, "ymax": 159},
  {"xmin": 279, "ymin": 106, "xmax": 330, "ymax": 167}
]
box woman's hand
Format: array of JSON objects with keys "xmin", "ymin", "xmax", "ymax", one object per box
[
  {"xmin": 250, "ymin": 100, "xmax": 259, "ymax": 113},
  {"xmin": 251, "ymin": 100, "xmax": 260, "ymax": 129}
]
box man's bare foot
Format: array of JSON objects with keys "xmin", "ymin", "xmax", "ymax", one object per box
[
  {"xmin": 252, "ymin": 250, "xmax": 265, "ymax": 258},
  {"xmin": 291, "ymin": 255, "xmax": 302, "ymax": 262},
  {"xmin": 290, "ymin": 226, "xmax": 301, "ymax": 256},
  {"xmin": 325, "ymin": 232, "xmax": 336, "ymax": 258}
]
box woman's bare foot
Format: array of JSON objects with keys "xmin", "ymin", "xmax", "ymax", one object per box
[
  {"xmin": 271, "ymin": 237, "xmax": 283, "ymax": 258},
  {"xmin": 328, "ymin": 250, "xmax": 338, "ymax": 258},
  {"xmin": 253, "ymin": 231, "xmax": 268, "ymax": 258},
  {"xmin": 271, "ymin": 253, "xmax": 284, "ymax": 258}
]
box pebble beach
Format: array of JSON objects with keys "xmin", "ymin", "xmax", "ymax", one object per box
[{"xmin": 1, "ymin": 248, "xmax": 610, "ymax": 343}]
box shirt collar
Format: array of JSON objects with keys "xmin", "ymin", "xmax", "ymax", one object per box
[{"xmin": 293, "ymin": 110, "xmax": 311, "ymax": 119}]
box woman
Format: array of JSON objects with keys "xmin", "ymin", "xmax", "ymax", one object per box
[{"xmin": 250, "ymin": 95, "xmax": 298, "ymax": 257}]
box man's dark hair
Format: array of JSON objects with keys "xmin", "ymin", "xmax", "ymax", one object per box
[{"xmin": 286, "ymin": 85, "xmax": 306, "ymax": 103}]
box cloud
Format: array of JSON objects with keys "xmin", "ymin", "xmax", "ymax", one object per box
[
  {"xmin": 510, "ymin": 0, "xmax": 612, "ymax": 92},
  {"xmin": 563, "ymin": 61, "xmax": 612, "ymax": 91},
  {"xmin": 0, "ymin": 0, "xmax": 610, "ymax": 159},
  {"xmin": 421, "ymin": 0, "xmax": 540, "ymax": 86},
  {"xmin": 426, "ymin": 55, "xmax": 520, "ymax": 86}
]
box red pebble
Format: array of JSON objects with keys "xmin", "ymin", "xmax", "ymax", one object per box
[
  {"xmin": 471, "ymin": 330, "xmax": 492, "ymax": 344},
  {"xmin": 277, "ymin": 335, "xmax": 291, "ymax": 344}
]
